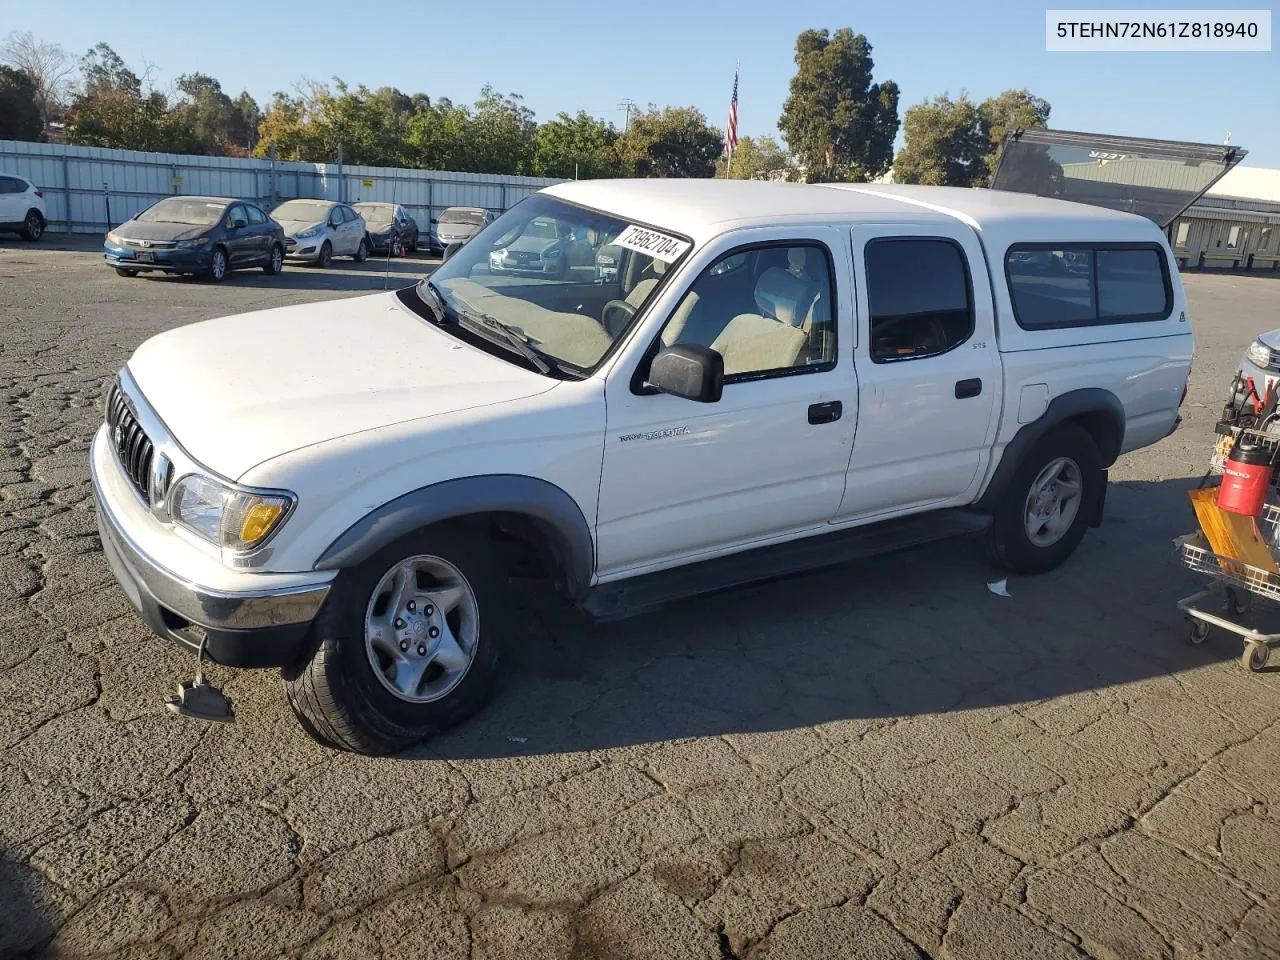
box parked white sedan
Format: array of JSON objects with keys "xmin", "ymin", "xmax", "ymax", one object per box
[{"xmin": 273, "ymin": 199, "xmax": 370, "ymax": 267}]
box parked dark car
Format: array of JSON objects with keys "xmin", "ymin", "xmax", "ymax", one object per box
[
  {"xmin": 104, "ymin": 196, "xmax": 285, "ymax": 282},
  {"xmin": 352, "ymin": 202, "xmax": 419, "ymax": 256}
]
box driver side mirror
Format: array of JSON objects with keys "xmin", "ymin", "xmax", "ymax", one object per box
[
  {"xmin": 442, "ymin": 242, "xmax": 461, "ymax": 263},
  {"xmin": 646, "ymin": 345, "xmax": 723, "ymax": 403}
]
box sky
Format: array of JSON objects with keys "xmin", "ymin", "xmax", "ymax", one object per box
[{"xmin": 4, "ymin": 0, "xmax": 1278, "ymax": 166}]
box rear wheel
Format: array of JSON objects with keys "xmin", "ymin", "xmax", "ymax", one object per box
[
  {"xmin": 986, "ymin": 424, "xmax": 1103, "ymax": 574},
  {"xmin": 114, "ymin": 267, "xmax": 138, "ymax": 278},
  {"xmin": 20, "ymin": 210, "xmax": 44, "ymax": 241},
  {"xmin": 282, "ymin": 523, "xmax": 507, "ymax": 754},
  {"xmin": 263, "ymin": 243, "xmax": 284, "ymax": 275}
]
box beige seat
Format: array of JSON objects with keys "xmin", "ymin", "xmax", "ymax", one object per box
[{"xmin": 710, "ymin": 268, "xmax": 810, "ymax": 376}]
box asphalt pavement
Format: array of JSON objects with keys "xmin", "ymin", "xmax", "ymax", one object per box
[{"xmin": 1, "ymin": 238, "xmax": 1279, "ymax": 959}]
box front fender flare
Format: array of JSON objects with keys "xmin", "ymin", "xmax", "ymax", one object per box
[{"xmin": 314, "ymin": 475, "xmax": 595, "ymax": 600}]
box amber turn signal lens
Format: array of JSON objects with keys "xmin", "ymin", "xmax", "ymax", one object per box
[{"xmin": 239, "ymin": 502, "xmax": 285, "ymax": 544}]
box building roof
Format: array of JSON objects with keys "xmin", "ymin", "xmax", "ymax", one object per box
[
  {"xmin": 1206, "ymin": 166, "xmax": 1280, "ymax": 204},
  {"xmin": 543, "ymin": 178, "xmax": 1152, "ymax": 245}
]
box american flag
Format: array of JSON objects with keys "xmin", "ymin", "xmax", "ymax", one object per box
[{"xmin": 723, "ymin": 67, "xmax": 739, "ymax": 159}]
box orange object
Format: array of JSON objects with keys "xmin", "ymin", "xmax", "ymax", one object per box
[{"xmin": 1189, "ymin": 487, "xmax": 1278, "ymax": 574}]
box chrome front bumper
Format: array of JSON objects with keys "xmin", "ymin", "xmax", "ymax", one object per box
[{"xmin": 91, "ymin": 413, "xmax": 334, "ymax": 666}]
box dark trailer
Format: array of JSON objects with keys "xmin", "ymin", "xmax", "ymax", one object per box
[{"xmin": 990, "ymin": 128, "xmax": 1246, "ymax": 231}]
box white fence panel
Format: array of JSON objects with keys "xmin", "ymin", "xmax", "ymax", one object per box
[{"xmin": 0, "ymin": 139, "xmax": 562, "ymax": 234}]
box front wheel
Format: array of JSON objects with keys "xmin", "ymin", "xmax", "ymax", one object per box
[
  {"xmin": 985, "ymin": 423, "xmax": 1103, "ymax": 575},
  {"xmin": 354, "ymin": 238, "xmax": 369, "ymax": 262},
  {"xmin": 282, "ymin": 523, "xmax": 507, "ymax": 754},
  {"xmin": 204, "ymin": 247, "xmax": 228, "ymax": 283},
  {"xmin": 316, "ymin": 241, "xmax": 333, "ymax": 269},
  {"xmin": 263, "ymin": 243, "xmax": 284, "ymax": 275},
  {"xmin": 114, "ymin": 267, "xmax": 138, "ymax": 278}
]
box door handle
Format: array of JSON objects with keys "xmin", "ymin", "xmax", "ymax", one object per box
[
  {"xmin": 955, "ymin": 378, "xmax": 982, "ymax": 399},
  {"xmin": 808, "ymin": 401, "xmax": 843, "ymax": 425}
]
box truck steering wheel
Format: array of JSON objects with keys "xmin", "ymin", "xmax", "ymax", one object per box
[{"xmin": 600, "ymin": 299, "xmax": 638, "ymax": 337}]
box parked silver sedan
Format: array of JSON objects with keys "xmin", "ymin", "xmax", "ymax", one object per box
[{"xmin": 273, "ymin": 199, "xmax": 370, "ymax": 267}]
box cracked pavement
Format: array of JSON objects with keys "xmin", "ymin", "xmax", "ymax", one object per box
[{"xmin": 2, "ymin": 239, "xmax": 1279, "ymax": 959}]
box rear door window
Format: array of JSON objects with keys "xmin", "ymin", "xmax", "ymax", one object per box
[
  {"xmin": 865, "ymin": 238, "xmax": 974, "ymax": 363},
  {"xmin": 1007, "ymin": 244, "xmax": 1171, "ymax": 329}
]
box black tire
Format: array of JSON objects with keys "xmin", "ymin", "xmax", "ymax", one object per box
[
  {"xmin": 407, "ymin": 234, "xmax": 418, "ymax": 254},
  {"xmin": 204, "ymin": 247, "xmax": 228, "ymax": 283},
  {"xmin": 354, "ymin": 237, "xmax": 369, "ymax": 263},
  {"xmin": 20, "ymin": 210, "xmax": 44, "ymax": 242},
  {"xmin": 985, "ymin": 423, "xmax": 1103, "ymax": 575},
  {"xmin": 282, "ymin": 523, "xmax": 507, "ymax": 755},
  {"xmin": 114, "ymin": 267, "xmax": 138, "ymax": 278},
  {"xmin": 317, "ymin": 241, "xmax": 333, "ymax": 269},
  {"xmin": 263, "ymin": 243, "xmax": 284, "ymax": 275}
]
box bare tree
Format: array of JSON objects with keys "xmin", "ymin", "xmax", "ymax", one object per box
[{"xmin": 1, "ymin": 31, "xmax": 75, "ymax": 127}]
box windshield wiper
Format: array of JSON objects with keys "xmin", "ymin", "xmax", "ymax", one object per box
[
  {"xmin": 417, "ymin": 279, "xmax": 448, "ymax": 325},
  {"xmin": 457, "ymin": 310, "xmax": 554, "ymax": 376}
]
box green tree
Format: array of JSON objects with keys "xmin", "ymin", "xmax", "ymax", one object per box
[
  {"xmin": 532, "ymin": 111, "xmax": 621, "ymax": 178},
  {"xmin": 892, "ymin": 93, "xmax": 988, "ymax": 186},
  {"xmin": 404, "ymin": 98, "xmax": 473, "ymax": 171},
  {"xmin": 617, "ymin": 105, "xmax": 722, "ymax": 178},
  {"xmin": 174, "ymin": 73, "xmax": 253, "ymax": 154},
  {"xmin": 80, "ymin": 42, "xmax": 140, "ymax": 97},
  {"xmin": 778, "ymin": 28, "xmax": 899, "ymax": 182},
  {"xmin": 467, "ymin": 86, "xmax": 537, "ymax": 174},
  {"xmin": 231, "ymin": 91, "xmax": 262, "ymax": 154},
  {"xmin": 0, "ymin": 65, "xmax": 43, "ymax": 139},
  {"xmin": 978, "ymin": 88, "xmax": 1051, "ymax": 178},
  {"xmin": 717, "ymin": 135, "xmax": 793, "ymax": 180},
  {"xmin": 892, "ymin": 88, "xmax": 1052, "ymax": 187}
]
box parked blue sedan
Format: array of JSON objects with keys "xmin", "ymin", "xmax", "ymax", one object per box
[{"xmin": 104, "ymin": 196, "xmax": 286, "ymax": 282}]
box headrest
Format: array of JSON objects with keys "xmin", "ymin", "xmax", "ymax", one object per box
[{"xmin": 754, "ymin": 267, "xmax": 808, "ymax": 327}]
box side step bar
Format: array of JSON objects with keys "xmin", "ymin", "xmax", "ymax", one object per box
[{"xmin": 580, "ymin": 508, "xmax": 992, "ymax": 622}]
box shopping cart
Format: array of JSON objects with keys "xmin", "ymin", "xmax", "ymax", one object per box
[{"xmin": 1177, "ymin": 502, "xmax": 1280, "ymax": 672}]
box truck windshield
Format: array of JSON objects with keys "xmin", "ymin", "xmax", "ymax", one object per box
[{"xmin": 418, "ymin": 195, "xmax": 690, "ymax": 373}]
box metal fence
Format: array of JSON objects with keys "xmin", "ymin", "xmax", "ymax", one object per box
[{"xmin": 0, "ymin": 139, "xmax": 562, "ymax": 234}]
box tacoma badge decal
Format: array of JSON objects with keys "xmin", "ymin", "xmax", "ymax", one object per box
[{"xmin": 619, "ymin": 426, "xmax": 690, "ymax": 443}]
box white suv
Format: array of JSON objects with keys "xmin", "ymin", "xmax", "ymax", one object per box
[
  {"xmin": 91, "ymin": 180, "xmax": 1193, "ymax": 753},
  {"xmin": 0, "ymin": 172, "xmax": 47, "ymax": 241}
]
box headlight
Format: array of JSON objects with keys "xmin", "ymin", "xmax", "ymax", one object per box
[
  {"xmin": 295, "ymin": 225, "xmax": 323, "ymax": 240},
  {"xmin": 176, "ymin": 236, "xmax": 209, "ymax": 250},
  {"xmin": 170, "ymin": 474, "xmax": 294, "ymax": 551},
  {"xmin": 106, "ymin": 231, "xmax": 123, "ymax": 246},
  {"xmin": 1248, "ymin": 339, "xmax": 1274, "ymax": 370}
]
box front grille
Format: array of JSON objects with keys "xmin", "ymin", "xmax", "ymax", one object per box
[
  {"xmin": 123, "ymin": 238, "xmax": 176, "ymax": 249},
  {"xmin": 105, "ymin": 382, "xmax": 154, "ymax": 501}
]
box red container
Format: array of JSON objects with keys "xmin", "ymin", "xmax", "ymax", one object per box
[{"xmin": 1218, "ymin": 438, "xmax": 1273, "ymax": 516}]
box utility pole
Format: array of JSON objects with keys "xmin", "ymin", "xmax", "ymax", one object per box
[{"xmin": 618, "ymin": 99, "xmax": 635, "ymax": 133}]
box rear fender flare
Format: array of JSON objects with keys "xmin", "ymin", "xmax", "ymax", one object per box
[{"xmin": 976, "ymin": 388, "xmax": 1125, "ymax": 511}]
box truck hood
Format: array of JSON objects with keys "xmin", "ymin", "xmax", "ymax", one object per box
[{"xmin": 127, "ymin": 291, "xmax": 556, "ymax": 479}]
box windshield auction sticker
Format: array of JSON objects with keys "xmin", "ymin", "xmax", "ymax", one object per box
[{"xmin": 611, "ymin": 225, "xmax": 691, "ymax": 263}]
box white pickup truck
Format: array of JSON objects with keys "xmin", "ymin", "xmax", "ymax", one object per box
[{"xmin": 91, "ymin": 180, "xmax": 1193, "ymax": 753}]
